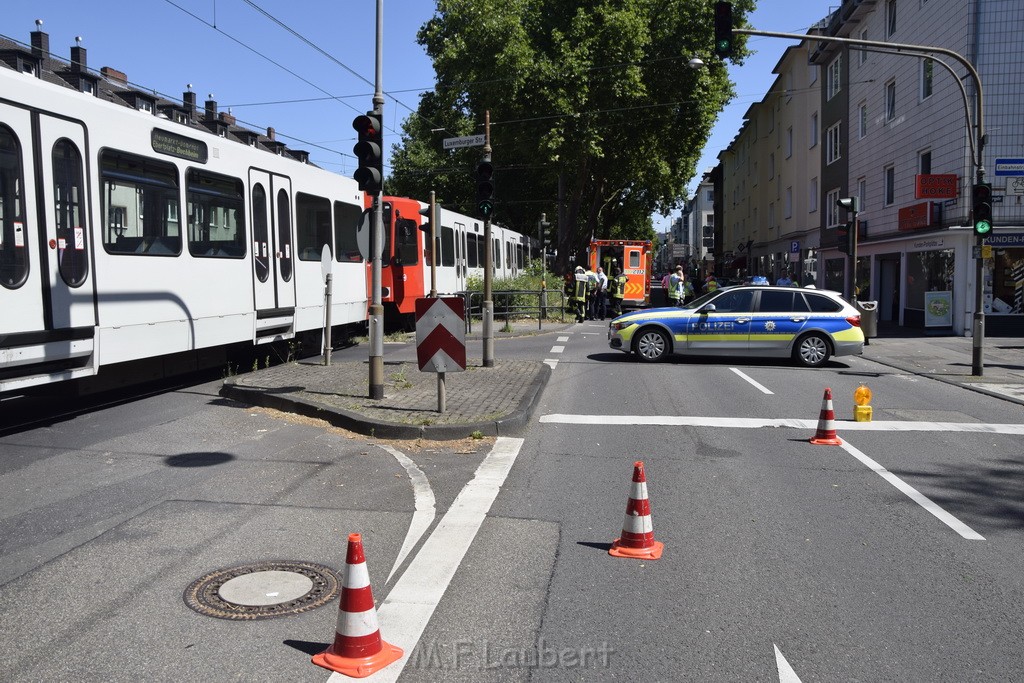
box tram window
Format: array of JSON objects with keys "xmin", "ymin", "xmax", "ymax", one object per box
[
  {"xmin": 440, "ymin": 226, "xmax": 455, "ymax": 267},
  {"xmin": 393, "ymin": 216, "xmax": 418, "ymax": 266},
  {"xmin": 52, "ymin": 139, "xmax": 89, "ymax": 287},
  {"xmin": 334, "ymin": 200, "xmax": 362, "ymax": 263},
  {"xmin": 186, "ymin": 169, "xmax": 245, "ymax": 259},
  {"xmin": 516, "ymin": 244, "xmax": 524, "ymax": 268},
  {"xmin": 296, "ymin": 192, "xmax": 331, "ymax": 261},
  {"xmin": 252, "ymin": 184, "xmax": 269, "ymax": 282},
  {"xmin": 278, "ymin": 189, "xmax": 292, "ymax": 281},
  {"xmin": 467, "ymin": 233, "xmax": 479, "ymax": 268},
  {"xmin": 0, "ymin": 125, "xmax": 28, "ymax": 289},
  {"xmin": 493, "ymin": 238, "xmax": 501, "ymax": 269},
  {"xmin": 101, "ymin": 150, "xmax": 181, "ymax": 256}
]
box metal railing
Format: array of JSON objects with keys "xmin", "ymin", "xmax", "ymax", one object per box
[{"xmin": 460, "ymin": 288, "xmax": 570, "ymax": 334}]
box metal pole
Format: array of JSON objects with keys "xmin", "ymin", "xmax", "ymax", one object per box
[
  {"xmin": 367, "ymin": 0, "xmax": 386, "ymax": 399},
  {"xmin": 428, "ymin": 190, "xmax": 437, "ymax": 298},
  {"xmin": 324, "ymin": 273, "xmax": 332, "ymax": 366},
  {"xmin": 437, "ymin": 372, "xmax": 446, "ymax": 412},
  {"xmin": 482, "ymin": 111, "xmax": 494, "ymax": 368}
]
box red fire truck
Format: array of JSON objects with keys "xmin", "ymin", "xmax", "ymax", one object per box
[{"xmin": 588, "ymin": 239, "xmax": 652, "ymax": 309}]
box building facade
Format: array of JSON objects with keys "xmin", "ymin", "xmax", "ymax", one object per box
[{"xmin": 716, "ymin": 0, "xmax": 1024, "ymax": 335}]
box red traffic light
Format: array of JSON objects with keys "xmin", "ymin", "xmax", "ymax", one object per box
[{"xmin": 352, "ymin": 114, "xmax": 381, "ymax": 137}]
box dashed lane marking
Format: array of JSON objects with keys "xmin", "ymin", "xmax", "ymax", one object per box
[
  {"xmin": 730, "ymin": 367, "xmax": 774, "ymax": 394},
  {"xmin": 551, "ymin": 345, "xmax": 566, "ymax": 353}
]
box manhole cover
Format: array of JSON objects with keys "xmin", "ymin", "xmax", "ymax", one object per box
[{"xmin": 184, "ymin": 560, "xmax": 340, "ymax": 620}]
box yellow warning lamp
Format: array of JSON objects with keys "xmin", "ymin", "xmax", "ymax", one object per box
[{"xmin": 853, "ymin": 383, "xmax": 872, "ymax": 422}]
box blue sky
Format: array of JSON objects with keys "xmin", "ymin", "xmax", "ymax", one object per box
[{"xmin": 3, "ymin": 1, "xmax": 831, "ymax": 234}]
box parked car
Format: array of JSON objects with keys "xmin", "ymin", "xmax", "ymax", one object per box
[{"xmin": 608, "ymin": 285, "xmax": 864, "ymax": 367}]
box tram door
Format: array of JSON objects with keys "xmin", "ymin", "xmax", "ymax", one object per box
[
  {"xmin": 0, "ymin": 104, "xmax": 45, "ymax": 338},
  {"xmin": 36, "ymin": 115, "xmax": 96, "ymax": 331},
  {"xmin": 248, "ymin": 170, "xmax": 295, "ymax": 312}
]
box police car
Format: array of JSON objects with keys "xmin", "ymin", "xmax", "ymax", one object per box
[{"xmin": 608, "ymin": 285, "xmax": 864, "ymax": 367}]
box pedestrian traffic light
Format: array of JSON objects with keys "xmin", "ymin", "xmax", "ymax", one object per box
[
  {"xmin": 476, "ymin": 157, "xmax": 494, "ymax": 218},
  {"xmin": 972, "ymin": 182, "xmax": 993, "ymax": 235},
  {"xmin": 714, "ymin": 1, "xmax": 733, "ymax": 59},
  {"xmin": 837, "ymin": 222, "xmax": 852, "ymax": 255},
  {"xmin": 352, "ymin": 112, "xmax": 383, "ymax": 195}
]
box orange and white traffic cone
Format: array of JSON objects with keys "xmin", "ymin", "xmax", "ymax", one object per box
[
  {"xmin": 809, "ymin": 387, "xmax": 843, "ymax": 446},
  {"xmin": 312, "ymin": 533, "xmax": 403, "ymax": 678},
  {"xmin": 609, "ymin": 460, "xmax": 664, "ymax": 560}
]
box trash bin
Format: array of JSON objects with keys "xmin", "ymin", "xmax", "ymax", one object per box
[{"xmin": 855, "ymin": 300, "xmax": 878, "ymax": 344}]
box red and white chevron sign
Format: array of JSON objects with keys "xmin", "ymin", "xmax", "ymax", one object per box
[{"xmin": 415, "ymin": 297, "xmax": 466, "ymax": 372}]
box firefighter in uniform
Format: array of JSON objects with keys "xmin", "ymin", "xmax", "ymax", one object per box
[
  {"xmin": 608, "ymin": 266, "xmax": 629, "ymax": 317},
  {"xmin": 564, "ymin": 266, "xmax": 588, "ymax": 323}
]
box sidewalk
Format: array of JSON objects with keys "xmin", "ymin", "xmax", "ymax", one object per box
[{"xmin": 221, "ymin": 322, "xmax": 1024, "ymax": 440}]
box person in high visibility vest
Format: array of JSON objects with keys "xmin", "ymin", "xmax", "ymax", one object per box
[
  {"xmin": 608, "ymin": 266, "xmax": 629, "ymax": 317},
  {"xmin": 564, "ymin": 266, "xmax": 588, "ymax": 323},
  {"xmin": 668, "ymin": 265, "xmax": 684, "ymax": 306},
  {"xmin": 704, "ymin": 274, "xmax": 720, "ymax": 293},
  {"xmin": 584, "ymin": 267, "xmax": 598, "ymax": 320}
]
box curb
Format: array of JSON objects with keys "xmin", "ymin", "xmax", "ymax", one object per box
[{"xmin": 219, "ymin": 361, "xmax": 553, "ymax": 441}]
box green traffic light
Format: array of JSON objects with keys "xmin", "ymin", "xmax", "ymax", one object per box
[
  {"xmin": 975, "ymin": 219, "xmax": 992, "ymax": 235},
  {"xmin": 717, "ymin": 39, "xmax": 730, "ymax": 52}
]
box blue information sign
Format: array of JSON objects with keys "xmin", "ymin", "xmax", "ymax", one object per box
[{"xmin": 994, "ymin": 158, "xmax": 1024, "ymax": 176}]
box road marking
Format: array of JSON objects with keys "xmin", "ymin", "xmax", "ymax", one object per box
[
  {"xmin": 544, "ymin": 359, "xmax": 559, "ymax": 369},
  {"xmin": 839, "ymin": 440, "xmax": 985, "ymax": 540},
  {"xmin": 377, "ymin": 445, "xmax": 437, "ymax": 583},
  {"xmin": 551, "ymin": 345, "xmax": 566, "ymax": 353},
  {"xmin": 774, "ymin": 645, "xmax": 803, "ymax": 682},
  {"xmin": 338, "ymin": 437, "xmax": 524, "ymax": 683},
  {"xmin": 557, "ymin": 336, "xmax": 569, "ymax": 342},
  {"xmin": 730, "ymin": 367, "xmax": 774, "ymax": 394},
  {"xmin": 539, "ymin": 414, "xmax": 1024, "ymax": 434}
]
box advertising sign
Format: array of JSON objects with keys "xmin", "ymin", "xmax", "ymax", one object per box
[
  {"xmin": 914, "ymin": 174, "xmax": 958, "ymax": 199},
  {"xmin": 924, "ymin": 291, "xmax": 952, "ymax": 328}
]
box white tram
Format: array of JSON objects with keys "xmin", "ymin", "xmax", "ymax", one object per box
[{"xmin": 0, "ymin": 50, "xmax": 367, "ymax": 394}]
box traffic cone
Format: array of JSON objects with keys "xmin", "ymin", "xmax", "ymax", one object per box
[
  {"xmin": 809, "ymin": 387, "xmax": 843, "ymax": 446},
  {"xmin": 609, "ymin": 460, "xmax": 664, "ymax": 560},
  {"xmin": 312, "ymin": 533, "xmax": 403, "ymax": 678}
]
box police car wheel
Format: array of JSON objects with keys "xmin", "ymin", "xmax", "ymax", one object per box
[
  {"xmin": 634, "ymin": 328, "xmax": 669, "ymax": 362},
  {"xmin": 794, "ymin": 333, "xmax": 830, "ymax": 368}
]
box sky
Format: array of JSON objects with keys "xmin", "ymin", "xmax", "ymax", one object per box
[{"xmin": 3, "ymin": 0, "xmax": 832, "ymax": 235}]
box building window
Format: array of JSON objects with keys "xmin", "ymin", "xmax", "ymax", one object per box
[
  {"xmin": 785, "ymin": 187, "xmax": 793, "ymax": 219},
  {"xmin": 809, "ymin": 113, "xmax": 818, "ymax": 148},
  {"xmin": 808, "ymin": 62, "xmax": 818, "ymax": 85},
  {"xmin": 769, "ymin": 153, "xmax": 775, "ymax": 179},
  {"xmin": 887, "ymin": 0, "xmax": 898, "ymax": 37},
  {"xmin": 827, "ymin": 55, "xmax": 842, "ymax": 100},
  {"xmin": 884, "ymin": 166, "xmax": 895, "ymax": 206},
  {"xmin": 769, "ymin": 202, "xmax": 776, "ymax": 229},
  {"xmin": 859, "ymin": 30, "xmax": 869, "ymax": 65},
  {"xmin": 786, "ymin": 127, "xmax": 793, "ymax": 158},
  {"xmin": 859, "ymin": 102, "xmax": 868, "ymax": 139},
  {"xmin": 826, "ymin": 188, "xmax": 841, "ymax": 227},
  {"xmin": 858, "ymin": 178, "xmax": 867, "ymax": 212},
  {"xmin": 885, "ymin": 81, "xmax": 897, "ymax": 121},
  {"xmin": 809, "ymin": 178, "xmax": 818, "ymax": 213},
  {"xmin": 920, "ymin": 58, "xmax": 934, "ymax": 100},
  {"xmin": 705, "ymin": 188, "xmax": 714, "ymax": 203},
  {"xmin": 826, "ymin": 123, "xmax": 842, "ymax": 165},
  {"xmin": 919, "ymin": 150, "xmax": 932, "ymax": 175}
]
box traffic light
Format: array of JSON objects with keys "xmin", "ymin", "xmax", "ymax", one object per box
[
  {"xmin": 837, "ymin": 222, "xmax": 852, "ymax": 255},
  {"xmin": 352, "ymin": 112, "xmax": 383, "ymax": 195},
  {"xmin": 972, "ymin": 182, "xmax": 993, "ymax": 235},
  {"xmin": 476, "ymin": 157, "xmax": 495, "ymax": 218},
  {"xmin": 418, "ymin": 202, "xmax": 436, "ymax": 234},
  {"xmin": 835, "ymin": 196, "xmax": 859, "ymax": 255},
  {"xmin": 714, "ymin": 1, "xmax": 733, "ymax": 59}
]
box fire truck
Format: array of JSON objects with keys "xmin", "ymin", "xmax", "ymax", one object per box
[{"xmin": 588, "ymin": 239, "xmax": 652, "ymax": 309}]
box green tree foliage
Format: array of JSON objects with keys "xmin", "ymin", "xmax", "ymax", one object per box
[{"xmin": 387, "ymin": 0, "xmax": 751, "ymax": 272}]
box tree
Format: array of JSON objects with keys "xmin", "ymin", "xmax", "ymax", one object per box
[{"xmin": 387, "ymin": 0, "xmax": 751, "ymax": 273}]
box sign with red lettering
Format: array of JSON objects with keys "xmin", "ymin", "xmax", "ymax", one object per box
[
  {"xmin": 898, "ymin": 201, "xmax": 934, "ymax": 231},
  {"xmin": 915, "ymin": 174, "xmax": 958, "ymax": 199},
  {"xmin": 415, "ymin": 297, "xmax": 466, "ymax": 372}
]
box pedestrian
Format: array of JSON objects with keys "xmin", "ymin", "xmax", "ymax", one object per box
[
  {"xmin": 608, "ymin": 266, "xmax": 628, "ymax": 317},
  {"xmin": 776, "ymin": 271, "xmax": 793, "ymax": 286},
  {"xmin": 668, "ymin": 265, "xmax": 685, "ymax": 306},
  {"xmin": 595, "ymin": 266, "xmax": 609, "ymax": 320},
  {"xmin": 682, "ymin": 277, "xmax": 695, "ymax": 304},
  {"xmin": 564, "ymin": 266, "xmax": 588, "ymax": 323},
  {"xmin": 704, "ymin": 274, "xmax": 719, "ymax": 293},
  {"xmin": 584, "ymin": 266, "xmax": 598, "ymax": 320}
]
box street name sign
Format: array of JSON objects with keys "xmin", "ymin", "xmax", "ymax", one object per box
[
  {"xmin": 415, "ymin": 297, "xmax": 466, "ymax": 372},
  {"xmin": 443, "ymin": 134, "xmax": 486, "ymax": 150},
  {"xmin": 994, "ymin": 158, "xmax": 1024, "ymax": 176}
]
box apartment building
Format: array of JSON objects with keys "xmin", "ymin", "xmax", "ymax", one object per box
[{"xmin": 717, "ymin": 0, "xmax": 1024, "ymax": 335}]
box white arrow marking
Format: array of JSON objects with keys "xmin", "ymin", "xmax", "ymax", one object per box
[{"xmin": 774, "ymin": 645, "xmax": 803, "ymax": 682}]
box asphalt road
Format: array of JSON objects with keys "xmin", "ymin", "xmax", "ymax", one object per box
[{"xmin": 1, "ymin": 324, "xmax": 1023, "ymax": 681}]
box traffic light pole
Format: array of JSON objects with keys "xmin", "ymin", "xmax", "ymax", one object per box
[
  {"xmin": 368, "ymin": 0, "xmax": 385, "ymax": 399},
  {"xmin": 482, "ymin": 112, "xmax": 494, "ymax": 368},
  {"xmin": 732, "ymin": 25, "xmax": 986, "ymax": 374}
]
